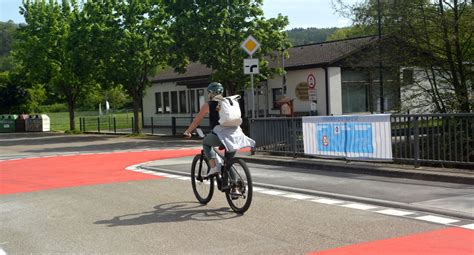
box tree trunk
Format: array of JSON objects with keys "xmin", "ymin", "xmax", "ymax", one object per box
[
  {"xmin": 132, "ymin": 92, "xmax": 141, "ymax": 134},
  {"xmin": 67, "ymin": 97, "xmax": 76, "ymax": 131}
]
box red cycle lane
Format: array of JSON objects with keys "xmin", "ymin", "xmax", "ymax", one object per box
[
  {"xmin": 0, "ymin": 149, "xmax": 200, "ymax": 195},
  {"xmin": 308, "ymin": 227, "xmax": 473, "ymax": 255}
]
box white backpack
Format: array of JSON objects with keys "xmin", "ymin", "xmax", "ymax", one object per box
[{"xmin": 214, "ymin": 95, "xmax": 242, "ymax": 126}]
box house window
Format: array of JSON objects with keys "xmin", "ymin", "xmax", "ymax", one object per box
[
  {"xmin": 171, "ymin": 91, "xmax": 178, "ymax": 113},
  {"xmin": 198, "ymin": 89, "xmax": 205, "ymax": 109},
  {"xmin": 272, "ymin": 88, "xmax": 283, "ymax": 109},
  {"xmin": 179, "ymin": 91, "xmax": 187, "ymax": 113},
  {"xmin": 342, "ymin": 69, "xmax": 400, "ymax": 113},
  {"xmin": 163, "ymin": 92, "xmax": 170, "ymax": 113},
  {"xmin": 155, "ymin": 92, "xmax": 162, "ymax": 113},
  {"xmin": 403, "ymin": 68, "xmax": 414, "ymax": 85},
  {"xmin": 189, "ymin": 90, "xmax": 196, "ymax": 113},
  {"xmin": 342, "ymin": 70, "xmax": 371, "ymax": 113}
]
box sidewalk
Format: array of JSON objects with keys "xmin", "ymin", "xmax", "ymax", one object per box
[{"xmin": 238, "ymin": 153, "xmax": 474, "ymax": 185}]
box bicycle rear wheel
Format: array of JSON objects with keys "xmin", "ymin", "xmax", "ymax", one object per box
[
  {"xmin": 225, "ymin": 158, "xmax": 252, "ymax": 214},
  {"xmin": 191, "ymin": 154, "xmax": 214, "ymax": 204}
]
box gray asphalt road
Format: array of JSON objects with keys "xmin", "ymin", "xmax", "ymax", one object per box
[
  {"xmin": 1, "ymin": 133, "xmax": 472, "ymax": 254},
  {"xmin": 1, "ymin": 176, "xmax": 444, "ymax": 254}
]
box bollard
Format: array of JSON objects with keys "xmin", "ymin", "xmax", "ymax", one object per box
[
  {"xmin": 151, "ymin": 116, "xmax": 154, "ymax": 135},
  {"xmin": 172, "ymin": 117, "xmax": 176, "ymax": 136}
]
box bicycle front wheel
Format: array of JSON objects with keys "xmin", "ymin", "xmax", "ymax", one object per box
[
  {"xmin": 225, "ymin": 158, "xmax": 253, "ymax": 214},
  {"xmin": 191, "ymin": 154, "xmax": 214, "ymax": 204}
]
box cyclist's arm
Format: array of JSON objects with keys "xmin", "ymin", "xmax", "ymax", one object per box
[{"xmin": 184, "ymin": 103, "xmax": 209, "ymax": 137}]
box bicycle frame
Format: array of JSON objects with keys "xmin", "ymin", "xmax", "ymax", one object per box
[{"xmin": 197, "ymin": 147, "xmax": 232, "ymax": 192}]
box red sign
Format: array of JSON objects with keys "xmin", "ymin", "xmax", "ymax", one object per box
[{"xmin": 307, "ymin": 74, "xmax": 316, "ymax": 89}]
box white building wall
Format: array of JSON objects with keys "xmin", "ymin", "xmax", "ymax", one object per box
[
  {"xmin": 144, "ymin": 66, "xmax": 346, "ymax": 121},
  {"xmin": 328, "ymin": 67, "xmax": 342, "ymax": 115},
  {"xmin": 265, "ymin": 68, "xmax": 329, "ymax": 116},
  {"xmin": 143, "ymin": 82, "xmax": 209, "ymax": 126}
]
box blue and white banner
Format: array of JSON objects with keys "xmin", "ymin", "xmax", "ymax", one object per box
[{"xmin": 303, "ymin": 115, "xmax": 392, "ymax": 160}]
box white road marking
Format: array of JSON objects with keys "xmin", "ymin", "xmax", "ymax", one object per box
[
  {"xmin": 415, "ymin": 215, "xmax": 459, "ymax": 224},
  {"xmin": 342, "ymin": 203, "xmax": 378, "ymax": 210},
  {"xmin": 125, "ymin": 164, "xmax": 471, "ymax": 229},
  {"xmin": 282, "ymin": 193, "xmax": 314, "ymax": 200},
  {"xmin": 376, "ymin": 209, "xmax": 415, "ymax": 216},
  {"xmin": 311, "ymin": 198, "xmax": 344, "ymax": 205},
  {"xmin": 460, "ymin": 223, "xmax": 474, "ymax": 230},
  {"xmin": 259, "ymin": 190, "xmax": 287, "ymax": 196}
]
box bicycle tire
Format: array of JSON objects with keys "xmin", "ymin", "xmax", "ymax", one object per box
[
  {"xmin": 191, "ymin": 154, "xmax": 214, "ymax": 204},
  {"xmin": 225, "ymin": 158, "xmax": 253, "ymax": 214}
]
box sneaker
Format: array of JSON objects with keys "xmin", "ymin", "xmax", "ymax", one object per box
[
  {"xmin": 204, "ymin": 165, "xmax": 220, "ymax": 178},
  {"xmin": 230, "ymin": 188, "xmax": 242, "ymax": 200}
]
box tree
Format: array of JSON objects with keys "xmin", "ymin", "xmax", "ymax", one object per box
[
  {"xmin": 0, "ymin": 71, "xmax": 28, "ymax": 114},
  {"xmin": 165, "ymin": 0, "xmax": 291, "ymax": 95},
  {"xmin": 88, "ymin": 0, "xmax": 176, "ymax": 133},
  {"xmin": 326, "ymin": 25, "xmax": 370, "ymax": 41},
  {"xmin": 286, "ymin": 27, "xmax": 338, "ymax": 45},
  {"xmin": 333, "ymin": 0, "xmax": 473, "ymax": 112},
  {"xmin": 16, "ymin": 0, "xmax": 96, "ymax": 130},
  {"xmin": 0, "ymin": 21, "xmax": 19, "ymax": 72}
]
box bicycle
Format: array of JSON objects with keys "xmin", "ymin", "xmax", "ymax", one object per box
[{"xmin": 190, "ymin": 129, "xmax": 253, "ymax": 214}]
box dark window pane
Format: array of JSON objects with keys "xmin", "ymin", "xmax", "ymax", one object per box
[
  {"xmin": 163, "ymin": 92, "xmax": 170, "ymax": 113},
  {"xmin": 272, "ymin": 88, "xmax": 283, "ymax": 109},
  {"xmin": 171, "ymin": 91, "xmax": 178, "ymax": 113},
  {"xmin": 342, "ymin": 82, "xmax": 369, "ymax": 113},
  {"xmin": 155, "ymin": 92, "xmax": 162, "ymax": 113},
  {"xmin": 179, "ymin": 91, "xmax": 187, "ymax": 113},
  {"xmin": 189, "ymin": 90, "xmax": 196, "ymax": 113}
]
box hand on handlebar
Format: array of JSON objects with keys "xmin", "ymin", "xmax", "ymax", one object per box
[{"xmin": 183, "ymin": 130, "xmax": 192, "ymax": 138}]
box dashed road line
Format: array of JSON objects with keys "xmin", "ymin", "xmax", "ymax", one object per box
[
  {"xmin": 461, "ymin": 224, "xmax": 474, "ymax": 230},
  {"xmin": 341, "ymin": 203, "xmax": 378, "ymax": 210},
  {"xmin": 376, "ymin": 209, "xmax": 415, "ymax": 217},
  {"xmin": 128, "ymin": 164, "xmax": 474, "ymax": 230},
  {"xmin": 311, "ymin": 198, "xmax": 344, "ymax": 205},
  {"xmin": 415, "ymin": 215, "xmax": 460, "ymax": 225}
]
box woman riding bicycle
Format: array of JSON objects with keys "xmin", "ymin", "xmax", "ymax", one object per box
[{"xmin": 183, "ymin": 82, "xmax": 255, "ymax": 177}]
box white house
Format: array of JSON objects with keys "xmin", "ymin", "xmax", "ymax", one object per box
[{"xmin": 143, "ymin": 36, "xmax": 404, "ymax": 128}]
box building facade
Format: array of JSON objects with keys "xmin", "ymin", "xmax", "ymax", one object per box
[{"xmin": 143, "ymin": 36, "xmax": 403, "ymax": 127}]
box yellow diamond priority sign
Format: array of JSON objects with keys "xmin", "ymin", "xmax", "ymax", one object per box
[{"xmin": 241, "ymin": 35, "xmax": 260, "ymax": 56}]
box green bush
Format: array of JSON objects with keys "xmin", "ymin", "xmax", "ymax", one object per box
[
  {"xmin": 38, "ymin": 103, "xmax": 68, "ymax": 113},
  {"xmin": 64, "ymin": 129, "xmax": 83, "ymax": 135}
]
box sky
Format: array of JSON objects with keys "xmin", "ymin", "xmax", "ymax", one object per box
[{"xmin": 0, "ymin": 0, "xmax": 358, "ymax": 29}]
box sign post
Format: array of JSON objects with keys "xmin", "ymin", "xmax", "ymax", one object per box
[{"xmin": 241, "ymin": 35, "xmax": 260, "ymax": 119}]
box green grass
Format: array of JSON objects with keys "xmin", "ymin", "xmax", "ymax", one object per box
[{"xmin": 44, "ymin": 111, "xmax": 140, "ymax": 131}]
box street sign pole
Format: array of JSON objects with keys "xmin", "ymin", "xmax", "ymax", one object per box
[
  {"xmin": 241, "ymin": 35, "xmax": 260, "ymax": 120},
  {"xmin": 250, "ymin": 62, "xmax": 255, "ymax": 119}
]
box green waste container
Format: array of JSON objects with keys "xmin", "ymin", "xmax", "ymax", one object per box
[
  {"xmin": 15, "ymin": 114, "xmax": 29, "ymax": 132},
  {"xmin": 0, "ymin": 114, "xmax": 18, "ymax": 133}
]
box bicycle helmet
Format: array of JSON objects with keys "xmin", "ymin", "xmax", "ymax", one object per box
[{"xmin": 207, "ymin": 82, "xmax": 224, "ymax": 95}]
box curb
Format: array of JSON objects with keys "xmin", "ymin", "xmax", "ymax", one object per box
[
  {"xmin": 238, "ymin": 155, "xmax": 474, "ymax": 185},
  {"xmin": 139, "ymin": 164, "xmax": 474, "ymax": 221}
]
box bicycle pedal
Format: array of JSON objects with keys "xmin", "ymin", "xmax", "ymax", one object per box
[{"xmin": 221, "ymin": 185, "xmax": 231, "ymax": 191}]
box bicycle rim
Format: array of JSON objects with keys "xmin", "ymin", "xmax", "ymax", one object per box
[
  {"xmin": 191, "ymin": 154, "xmax": 214, "ymax": 204},
  {"xmin": 225, "ymin": 158, "xmax": 252, "ymax": 214}
]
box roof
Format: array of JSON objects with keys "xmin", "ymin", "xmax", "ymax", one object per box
[{"xmin": 151, "ymin": 35, "xmax": 378, "ymax": 83}]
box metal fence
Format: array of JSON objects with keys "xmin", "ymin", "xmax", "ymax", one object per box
[
  {"xmin": 79, "ymin": 116, "xmax": 210, "ymax": 136},
  {"xmin": 249, "ymin": 113, "xmax": 474, "ymax": 168}
]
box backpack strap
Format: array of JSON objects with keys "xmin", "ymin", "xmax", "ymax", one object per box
[{"xmin": 226, "ymin": 98, "xmax": 234, "ymax": 106}]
